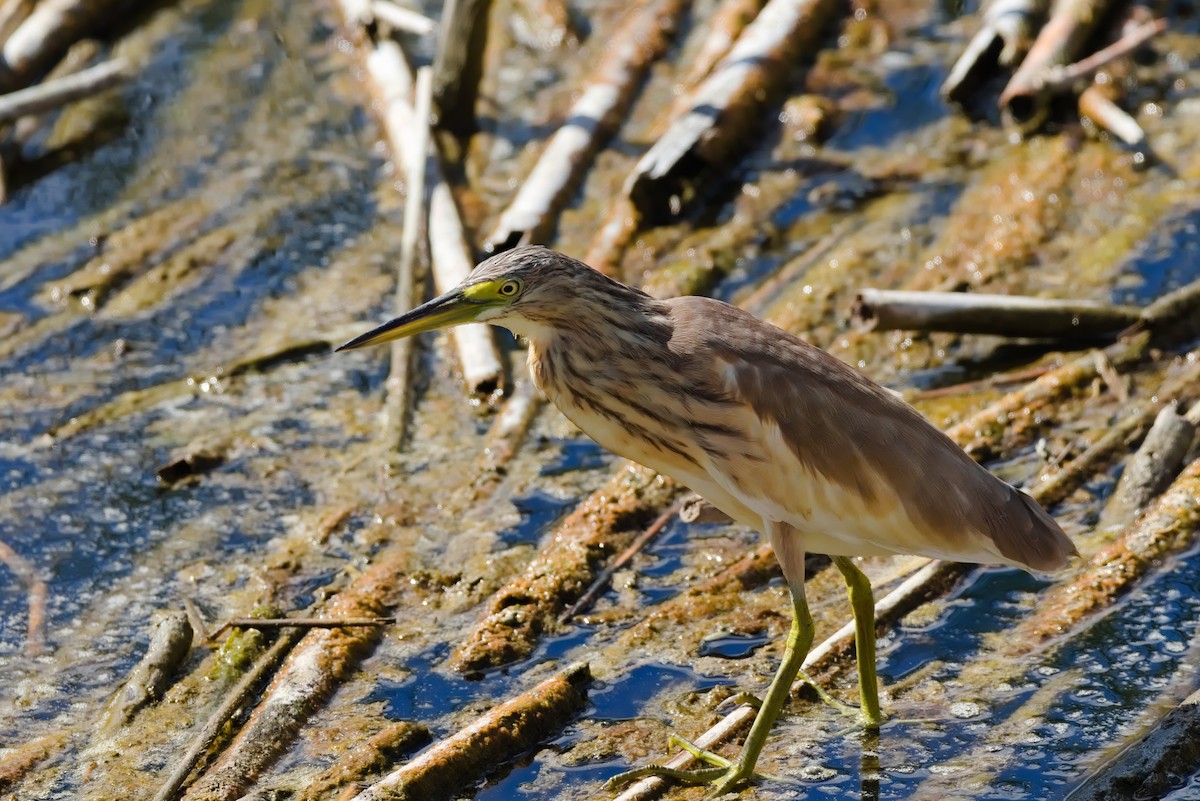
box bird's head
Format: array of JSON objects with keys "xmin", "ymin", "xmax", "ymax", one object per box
[{"xmin": 337, "ymin": 245, "xmax": 590, "ymax": 351}]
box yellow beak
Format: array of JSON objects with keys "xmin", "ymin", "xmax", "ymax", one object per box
[{"xmin": 336, "ymin": 290, "xmax": 484, "ymax": 351}]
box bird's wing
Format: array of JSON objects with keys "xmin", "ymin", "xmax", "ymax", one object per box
[{"xmin": 666, "ymin": 296, "xmax": 1075, "ymax": 571}]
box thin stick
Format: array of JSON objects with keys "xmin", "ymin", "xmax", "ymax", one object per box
[
  {"xmin": 370, "ymin": 0, "xmax": 436, "ymax": 36},
  {"xmin": 911, "ymin": 364, "xmax": 1053, "ymax": 401},
  {"xmin": 384, "ymin": 65, "xmax": 432, "ymax": 451},
  {"xmin": 0, "ymin": 537, "xmax": 47, "ymax": 656},
  {"xmin": 560, "ymin": 500, "xmax": 684, "ymax": 623},
  {"xmin": 0, "ymin": 56, "xmax": 131, "ymax": 124},
  {"xmin": 1097, "ymin": 401, "xmax": 1197, "ymax": 531},
  {"xmin": 209, "ymin": 616, "xmax": 396, "ymax": 641},
  {"xmin": 1040, "ymin": 17, "xmax": 1166, "ymax": 91}
]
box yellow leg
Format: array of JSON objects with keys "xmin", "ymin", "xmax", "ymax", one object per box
[
  {"xmin": 606, "ymin": 584, "xmax": 814, "ymax": 796},
  {"xmin": 831, "ymin": 556, "xmax": 884, "ymax": 727}
]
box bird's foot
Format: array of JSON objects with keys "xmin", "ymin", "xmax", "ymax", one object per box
[
  {"xmin": 714, "ymin": 691, "xmax": 763, "ymax": 714},
  {"xmin": 604, "ymin": 735, "xmax": 772, "ymax": 798},
  {"xmin": 796, "ymin": 668, "xmax": 883, "ymax": 727}
]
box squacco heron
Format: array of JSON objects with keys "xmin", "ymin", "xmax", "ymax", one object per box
[{"xmin": 339, "ymin": 245, "xmax": 1075, "ymax": 795}]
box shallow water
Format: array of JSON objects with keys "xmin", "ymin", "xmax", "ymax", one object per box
[{"xmin": 2, "ymin": 0, "xmax": 1200, "ymax": 799}]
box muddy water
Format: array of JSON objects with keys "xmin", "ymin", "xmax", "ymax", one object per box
[{"xmin": 2, "ymin": 0, "xmax": 1200, "ymax": 799}]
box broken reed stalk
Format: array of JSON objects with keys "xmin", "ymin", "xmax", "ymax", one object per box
[
  {"xmin": 0, "ymin": 55, "xmax": 130, "ymax": 124},
  {"xmin": 351, "ymin": 663, "xmax": 592, "ymax": 801},
  {"xmin": 0, "ymin": 537, "xmax": 47, "ymax": 656},
  {"xmin": 180, "ymin": 548, "xmax": 409, "ymax": 801},
  {"xmin": 0, "ymin": 0, "xmax": 112, "ymax": 92},
  {"xmin": 559, "ymin": 499, "xmax": 684, "ymax": 623},
  {"xmin": 1137, "ymin": 276, "xmax": 1200, "ymax": 344},
  {"xmin": 370, "ymin": 0, "xmax": 436, "ymax": 36},
  {"xmin": 1096, "ymin": 401, "xmax": 1196, "ymax": 531},
  {"xmin": 667, "ymin": 0, "xmax": 768, "ymax": 115},
  {"xmin": 624, "ymin": 0, "xmax": 839, "ymax": 221},
  {"xmin": 385, "ymin": 65, "xmax": 432, "ymax": 451},
  {"xmin": 100, "ymin": 611, "xmax": 193, "ymax": 734},
  {"xmin": 1069, "ymin": 687, "xmax": 1200, "ymax": 801},
  {"xmin": 484, "ymin": 0, "xmax": 690, "ymax": 252},
  {"xmin": 1078, "ymin": 84, "xmax": 1145, "ymax": 146},
  {"xmin": 997, "ymin": 0, "xmax": 1120, "ymax": 131},
  {"xmin": 941, "ymin": 0, "xmax": 1050, "ymax": 101},
  {"xmin": 1010, "ymin": 455, "xmax": 1200, "ymax": 652},
  {"xmin": 355, "ymin": 32, "xmax": 504, "ymax": 395},
  {"xmin": 0, "ymin": 0, "xmax": 35, "ymax": 44},
  {"xmin": 429, "ymin": 0, "xmax": 490, "ymax": 136},
  {"xmin": 852, "ymin": 289, "xmax": 1141, "ymax": 340},
  {"xmin": 476, "ymin": 376, "xmax": 544, "ymax": 480}
]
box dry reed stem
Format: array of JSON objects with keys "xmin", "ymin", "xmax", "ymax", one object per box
[
  {"xmin": 852, "ymin": 288, "xmax": 1141, "ymax": 340},
  {"xmin": 0, "ymin": 56, "xmax": 130, "ymax": 124},
  {"xmin": 485, "ymin": 0, "xmax": 689, "ymax": 251}
]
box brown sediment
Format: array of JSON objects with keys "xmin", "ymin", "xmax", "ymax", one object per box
[
  {"xmin": 293, "ymin": 722, "xmax": 431, "ymax": 801},
  {"xmin": 180, "ymin": 547, "xmax": 411, "ymax": 801},
  {"xmin": 350, "ymin": 663, "xmax": 591, "ymax": 801},
  {"xmin": 450, "ymin": 465, "xmax": 680, "ymax": 672},
  {"xmin": 0, "ymin": 733, "xmax": 68, "ymax": 794}
]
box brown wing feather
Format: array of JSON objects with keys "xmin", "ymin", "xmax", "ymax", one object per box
[{"xmin": 667, "ymin": 296, "xmax": 1076, "ymax": 572}]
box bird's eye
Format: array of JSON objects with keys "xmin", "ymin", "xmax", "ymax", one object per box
[{"xmin": 498, "ymin": 279, "xmax": 521, "ymax": 297}]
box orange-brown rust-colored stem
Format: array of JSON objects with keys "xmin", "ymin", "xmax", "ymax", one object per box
[{"xmin": 350, "ymin": 663, "xmax": 591, "ymax": 801}]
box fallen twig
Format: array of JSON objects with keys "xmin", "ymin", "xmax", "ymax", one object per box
[
  {"xmin": 208, "ymin": 616, "xmax": 395, "ymax": 641},
  {"xmin": 942, "ymin": 333, "xmax": 1148, "ymax": 458},
  {"xmin": 385, "ymin": 65, "xmax": 432, "ymax": 451},
  {"xmin": 0, "ymin": 56, "xmax": 130, "ymax": 124},
  {"xmin": 1135, "ymin": 276, "xmax": 1200, "ymax": 344},
  {"xmin": 852, "ymin": 288, "xmax": 1141, "ymax": 340},
  {"xmin": 484, "ymin": 0, "xmax": 689, "ymax": 252},
  {"xmin": 0, "ymin": 537, "xmax": 47, "ymax": 656},
  {"xmin": 358, "ymin": 34, "xmax": 504, "ymax": 395},
  {"xmin": 476, "ymin": 376, "xmax": 544, "ymax": 482},
  {"xmin": 1041, "ymin": 17, "xmax": 1165, "ymax": 92},
  {"xmin": 0, "ymin": 0, "xmax": 135, "ymax": 93},
  {"xmin": 560, "ymin": 499, "xmax": 684, "ymax": 623},
  {"xmin": 100, "ymin": 611, "xmax": 193, "ymax": 734},
  {"xmin": 152, "ymin": 630, "xmax": 303, "ymax": 801},
  {"xmin": 370, "ymin": 0, "xmax": 436, "ymax": 36},
  {"xmin": 0, "ymin": 0, "xmax": 35, "ymax": 45},
  {"xmin": 351, "ymin": 663, "xmax": 591, "ymax": 801}
]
